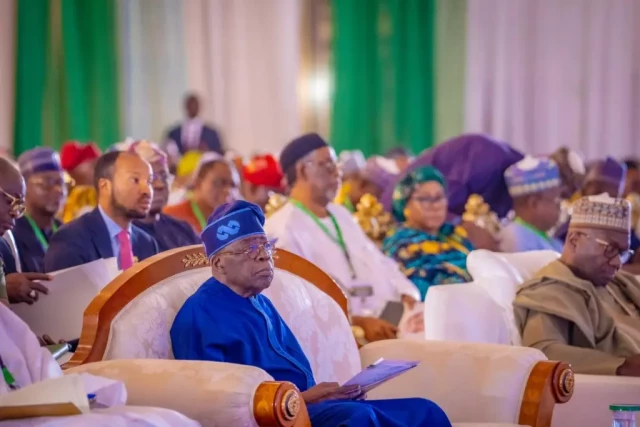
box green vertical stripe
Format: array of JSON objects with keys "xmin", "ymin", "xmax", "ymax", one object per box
[
  {"xmin": 331, "ymin": 0, "xmax": 377, "ymax": 156},
  {"xmin": 331, "ymin": 0, "xmax": 437, "ymax": 157},
  {"xmin": 434, "ymin": 0, "xmax": 467, "ymax": 144},
  {"xmin": 14, "ymin": 0, "xmax": 49, "ymax": 155},
  {"xmin": 59, "ymin": 0, "xmax": 120, "ymax": 150},
  {"xmin": 15, "ymin": 0, "xmax": 120, "ymax": 155}
]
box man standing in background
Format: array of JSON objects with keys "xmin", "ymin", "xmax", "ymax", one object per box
[{"xmin": 165, "ymin": 93, "xmax": 224, "ymax": 161}]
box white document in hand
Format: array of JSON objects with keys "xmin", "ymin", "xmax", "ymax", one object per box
[
  {"xmin": 342, "ymin": 358, "xmax": 418, "ymax": 392},
  {"xmin": 11, "ymin": 258, "xmax": 120, "ymax": 341},
  {"xmin": 0, "ymin": 374, "xmax": 89, "ymax": 413}
]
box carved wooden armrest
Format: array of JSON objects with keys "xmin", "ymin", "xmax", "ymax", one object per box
[
  {"xmin": 519, "ymin": 361, "xmax": 574, "ymax": 427},
  {"xmin": 255, "ymin": 381, "xmax": 311, "ymax": 427}
]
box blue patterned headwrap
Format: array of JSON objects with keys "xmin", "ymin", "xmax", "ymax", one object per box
[
  {"xmin": 391, "ymin": 166, "xmax": 446, "ymax": 222},
  {"xmin": 201, "ymin": 200, "xmax": 266, "ymax": 259}
]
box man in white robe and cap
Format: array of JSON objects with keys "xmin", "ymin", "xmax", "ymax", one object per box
[
  {"xmin": 0, "ymin": 301, "xmax": 198, "ymax": 426},
  {"xmin": 264, "ymin": 133, "xmax": 422, "ymax": 342}
]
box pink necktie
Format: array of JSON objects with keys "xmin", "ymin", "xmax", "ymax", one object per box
[{"xmin": 117, "ymin": 230, "xmax": 134, "ymax": 270}]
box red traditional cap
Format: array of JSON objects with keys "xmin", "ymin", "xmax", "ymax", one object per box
[
  {"xmin": 242, "ymin": 154, "xmax": 284, "ymax": 190},
  {"xmin": 60, "ymin": 141, "xmax": 102, "ymax": 171}
]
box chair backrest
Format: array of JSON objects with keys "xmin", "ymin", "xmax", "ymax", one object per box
[
  {"xmin": 467, "ymin": 249, "xmax": 560, "ymax": 307},
  {"xmin": 423, "ymin": 281, "xmax": 511, "ymax": 345},
  {"xmin": 66, "ymin": 246, "xmax": 360, "ymax": 384},
  {"xmin": 432, "ymin": 250, "xmax": 560, "ymax": 346}
]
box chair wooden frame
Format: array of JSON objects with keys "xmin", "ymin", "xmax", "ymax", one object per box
[{"xmin": 66, "ymin": 245, "xmax": 572, "ymax": 427}]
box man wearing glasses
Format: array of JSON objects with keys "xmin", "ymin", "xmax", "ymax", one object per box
[
  {"xmin": 515, "ymin": 194, "xmax": 640, "ymax": 376},
  {"xmin": 0, "ymin": 157, "xmax": 51, "ymax": 305},
  {"xmin": 265, "ymin": 134, "xmax": 422, "ymax": 343},
  {"xmin": 12, "ymin": 148, "xmax": 66, "ymax": 273},
  {"xmin": 172, "ymin": 200, "xmax": 450, "ymax": 427}
]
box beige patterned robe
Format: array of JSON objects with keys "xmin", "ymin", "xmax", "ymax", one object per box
[{"xmin": 514, "ymin": 260, "xmax": 640, "ymax": 375}]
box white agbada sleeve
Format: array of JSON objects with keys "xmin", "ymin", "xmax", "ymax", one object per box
[{"xmin": 0, "ymin": 304, "xmax": 199, "ymax": 426}]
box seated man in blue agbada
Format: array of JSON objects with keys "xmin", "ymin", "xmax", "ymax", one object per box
[{"xmin": 171, "ymin": 200, "xmax": 451, "ymax": 427}]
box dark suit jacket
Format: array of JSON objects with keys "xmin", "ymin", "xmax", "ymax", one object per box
[
  {"xmin": 43, "ymin": 209, "xmax": 159, "ymax": 273},
  {"xmin": 167, "ymin": 123, "xmax": 223, "ymax": 155},
  {"xmin": 133, "ymin": 213, "xmax": 201, "ymax": 252},
  {"xmin": 13, "ymin": 216, "xmax": 62, "ymax": 273},
  {"xmin": 0, "ymin": 236, "xmax": 17, "ymax": 274}
]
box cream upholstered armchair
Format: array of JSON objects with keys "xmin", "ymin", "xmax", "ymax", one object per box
[
  {"xmin": 64, "ymin": 248, "xmax": 312, "ymax": 427},
  {"xmin": 423, "ymin": 249, "xmax": 640, "ymax": 427},
  {"xmin": 65, "ymin": 246, "xmax": 572, "ymax": 427}
]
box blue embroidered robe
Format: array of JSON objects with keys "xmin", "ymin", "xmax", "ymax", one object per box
[{"xmin": 171, "ymin": 278, "xmax": 451, "ymax": 427}]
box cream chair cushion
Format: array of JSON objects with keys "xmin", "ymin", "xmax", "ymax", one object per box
[
  {"xmin": 361, "ymin": 340, "xmax": 546, "ymax": 425},
  {"xmin": 103, "ymin": 266, "xmax": 360, "ymax": 385},
  {"xmin": 67, "ymin": 359, "xmax": 272, "ymax": 426},
  {"xmin": 264, "ymin": 270, "xmax": 361, "ymax": 384},
  {"xmin": 104, "ymin": 268, "xmax": 210, "ymax": 360},
  {"xmin": 423, "ymin": 281, "xmax": 511, "ymax": 345}
]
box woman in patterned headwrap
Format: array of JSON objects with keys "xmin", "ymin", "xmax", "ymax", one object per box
[
  {"xmin": 59, "ymin": 141, "xmax": 101, "ymax": 223},
  {"xmin": 382, "ymin": 166, "xmax": 473, "ymax": 300}
]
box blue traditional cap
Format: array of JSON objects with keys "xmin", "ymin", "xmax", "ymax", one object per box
[
  {"xmin": 17, "ymin": 147, "xmax": 63, "ymax": 178},
  {"xmin": 570, "ymin": 193, "xmax": 631, "ymax": 232},
  {"xmin": 504, "ymin": 156, "xmax": 561, "ymax": 197},
  {"xmin": 201, "ymin": 200, "xmax": 266, "ymax": 259}
]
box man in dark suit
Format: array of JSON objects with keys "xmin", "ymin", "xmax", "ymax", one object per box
[
  {"xmin": 0, "ymin": 157, "xmax": 51, "ymax": 304},
  {"xmin": 165, "ymin": 94, "xmax": 224, "ymax": 159},
  {"xmin": 44, "ymin": 151, "xmax": 159, "ymax": 272}
]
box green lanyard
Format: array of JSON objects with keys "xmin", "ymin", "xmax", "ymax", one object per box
[
  {"xmin": 289, "ymin": 199, "xmax": 356, "ymax": 278},
  {"xmin": 343, "ymin": 197, "xmax": 355, "ymax": 213},
  {"xmin": 190, "ymin": 200, "xmax": 207, "ymax": 230},
  {"xmin": 25, "ymin": 215, "xmax": 58, "ymax": 251},
  {"xmin": 0, "ymin": 354, "xmax": 18, "ymax": 390},
  {"xmin": 514, "ymin": 217, "xmax": 551, "ymax": 242}
]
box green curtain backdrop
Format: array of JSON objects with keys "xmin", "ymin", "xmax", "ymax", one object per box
[
  {"xmin": 14, "ymin": 0, "xmax": 120, "ymax": 155},
  {"xmin": 331, "ymin": 0, "xmax": 436, "ymax": 157},
  {"xmin": 434, "ymin": 0, "xmax": 467, "ymax": 144},
  {"xmin": 14, "ymin": 0, "xmax": 49, "ymax": 156}
]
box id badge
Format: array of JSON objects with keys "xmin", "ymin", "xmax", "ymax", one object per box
[
  {"xmin": 348, "ymin": 282, "xmax": 375, "ymax": 317},
  {"xmin": 348, "ymin": 282, "xmax": 374, "ymax": 298}
]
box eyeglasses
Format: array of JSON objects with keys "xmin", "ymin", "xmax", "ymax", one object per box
[
  {"xmin": 218, "ymin": 241, "xmax": 276, "ymax": 260},
  {"xmin": 0, "ymin": 187, "xmax": 25, "ymax": 218},
  {"xmin": 411, "ymin": 194, "xmax": 446, "ymax": 205},
  {"xmin": 30, "ymin": 177, "xmax": 66, "ymax": 191},
  {"xmin": 306, "ymin": 159, "xmax": 340, "ymax": 175},
  {"xmin": 580, "ymin": 232, "xmax": 635, "ymax": 264},
  {"xmin": 152, "ymin": 172, "xmax": 175, "ymax": 187}
]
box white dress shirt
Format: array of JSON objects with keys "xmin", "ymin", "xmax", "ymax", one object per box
[{"xmin": 181, "ymin": 118, "xmax": 204, "ymax": 151}]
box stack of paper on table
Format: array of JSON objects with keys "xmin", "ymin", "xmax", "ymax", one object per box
[
  {"xmin": 0, "ymin": 374, "xmax": 88, "ymax": 420},
  {"xmin": 12, "ymin": 258, "xmax": 121, "ymax": 341}
]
